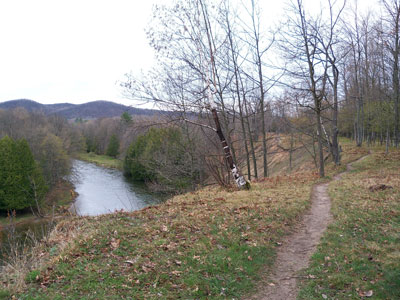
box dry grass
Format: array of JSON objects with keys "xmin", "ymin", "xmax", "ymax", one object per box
[
  {"xmin": 2, "ymin": 138, "xmax": 382, "ymax": 299},
  {"xmin": 298, "ymin": 150, "xmax": 400, "ymax": 299},
  {"xmin": 0, "ymin": 217, "xmax": 96, "ymax": 295},
  {"xmin": 10, "ymin": 172, "xmax": 320, "ymax": 299}
]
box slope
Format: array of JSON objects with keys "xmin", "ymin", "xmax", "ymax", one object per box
[{"xmin": 2, "ymin": 143, "xmax": 396, "ymax": 300}]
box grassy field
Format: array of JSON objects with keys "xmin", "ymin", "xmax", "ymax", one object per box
[
  {"xmin": 75, "ymin": 152, "xmax": 123, "ymax": 170},
  {"xmin": 298, "ymin": 150, "xmax": 400, "ymax": 299}
]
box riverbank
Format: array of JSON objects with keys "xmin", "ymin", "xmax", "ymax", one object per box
[
  {"xmin": 4, "ymin": 173, "xmax": 319, "ymax": 299},
  {"xmin": 0, "ymin": 180, "xmax": 77, "ymax": 229},
  {"xmin": 75, "ymin": 152, "xmax": 123, "ymax": 170}
]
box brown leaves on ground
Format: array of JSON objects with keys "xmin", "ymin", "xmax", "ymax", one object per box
[
  {"xmin": 10, "ymin": 159, "xmax": 326, "ymax": 298},
  {"xmin": 368, "ymin": 184, "xmax": 393, "ymax": 192}
]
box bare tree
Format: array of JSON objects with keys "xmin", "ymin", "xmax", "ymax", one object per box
[
  {"xmin": 317, "ymin": 0, "xmax": 346, "ymax": 165},
  {"xmin": 123, "ymin": 0, "xmax": 249, "ymax": 188},
  {"xmin": 279, "ymin": 0, "xmax": 333, "ymax": 177},
  {"xmin": 382, "ymin": 0, "xmax": 400, "ymax": 147},
  {"xmin": 239, "ymin": 0, "xmax": 276, "ymax": 177}
]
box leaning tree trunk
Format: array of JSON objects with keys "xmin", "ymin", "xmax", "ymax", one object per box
[{"xmin": 211, "ymin": 108, "xmax": 249, "ymax": 189}]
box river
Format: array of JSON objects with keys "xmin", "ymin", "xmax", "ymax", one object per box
[
  {"xmin": 70, "ymin": 160, "xmax": 162, "ymax": 216},
  {"xmin": 0, "ymin": 159, "xmax": 162, "ymax": 259}
]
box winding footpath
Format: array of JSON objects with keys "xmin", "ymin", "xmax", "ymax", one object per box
[{"xmin": 245, "ymin": 155, "xmax": 369, "ymax": 300}]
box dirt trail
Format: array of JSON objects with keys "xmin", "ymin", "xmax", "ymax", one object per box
[{"xmin": 245, "ymin": 156, "xmax": 369, "ymax": 300}]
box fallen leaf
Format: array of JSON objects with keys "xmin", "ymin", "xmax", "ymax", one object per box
[
  {"xmin": 358, "ymin": 290, "xmax": 373, "ymax": 297},
  {"xmin": 141, "ymin": 265, "xmax": 150, "ymax": 273},
  {"xmin": 171, "ymin": 270, "xmax": 182, "ymax": 276},
  {"xmin": 110, "ymin": 238, "xmax": 120, "ymax": 249}
]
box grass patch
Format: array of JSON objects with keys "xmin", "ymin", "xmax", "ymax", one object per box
[
  {"xmin": 75, "ymin": 152, "xmax": 123, "ymax": 170},
  {"xmin": 10, "ymin": 171, "xmax": 319, "ymax": 299},
  {"xmin": 25, "ymin": 270, "xmax": 40, "ymax": 283},
  {"xmin": 298, "ymin": 150, "xmax": 400, "ymax": 299}
]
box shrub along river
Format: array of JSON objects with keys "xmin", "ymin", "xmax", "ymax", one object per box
[{"xmin": 0, "ymin": 160, "xmax": 162, "ymax": 260}]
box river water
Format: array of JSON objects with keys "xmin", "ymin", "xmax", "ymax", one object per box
[
  {"xmin": 0, "ymin": 160, "xmax": 161, "ymax": 259},
  {"xmin": 70, "ymin": 160, "xmax": 161, "ymax": 216}
]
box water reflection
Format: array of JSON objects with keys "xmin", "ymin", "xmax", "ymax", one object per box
[{"xmin": 70, "ymin": 160, "xmax": 161, "ymax": 216}]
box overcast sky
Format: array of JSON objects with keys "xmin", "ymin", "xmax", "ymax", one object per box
[{"xmin": 0, "ymin": 0, "xmax": 378, "ymax": 106}]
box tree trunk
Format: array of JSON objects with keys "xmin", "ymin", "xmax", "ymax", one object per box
[
  {"xmin": 386, "ymin": 126, "xmax": 390, "ymax": 155},
  {"xmin": 393, "ymin": 36, "xmax": 399, "ymax": 148},
  {"xmin": 245, "ymin": 102, "xmax": 258, "ymax": 179},
  {"xmin": 331, "ymin": 66, "xmax": 341, "ymax": 165},
  {"xmin": 316, "ymin": 110, "xmax": 325, "ymax": 177},
  {"xmin": 289, "ymin": 132, "xmax": 294, "ymax": 171},
  {"xmin": 226, "ymin": 16, "xmax": 251, "ymax": 180},
  {"xmin": 250, "ymin": 0, "xmax": 268, "ymax": 177},
  {"xmin": 211, "ymin": 108, "xmax": 249, "ymax": 189}
]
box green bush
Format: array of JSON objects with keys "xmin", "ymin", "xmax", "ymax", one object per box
[
  {"xmin": 106, "ymin": 134, "xmax": 120, "ymax": 158},
  {"xmin": 124, "ymin": 127, "xmax": 200, "ymax": 192},
  {"xmin": 0, "ymin": 136, "xmax": 47, "ymax": 210}
]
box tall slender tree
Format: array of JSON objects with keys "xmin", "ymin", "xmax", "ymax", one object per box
[{"xmin": 382, "ymin": 0, "xmax": 400, "ymax": 147}]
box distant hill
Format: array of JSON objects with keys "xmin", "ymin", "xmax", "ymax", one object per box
[{"xmin": 0, "ymin": 99, "xmax": 159, "ymax": 119}]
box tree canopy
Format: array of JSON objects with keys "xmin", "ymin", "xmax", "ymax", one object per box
[
  {"xmin": 0, "ymin": 136, "xmax": 47, "ymax": 210},
  {"xmin": 124, "ymin": 127, "xmax": 201, "ymax": 192},
  {"xmin": 106, "ymin": 134, "xmax": 120, "ymax": 158}
]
